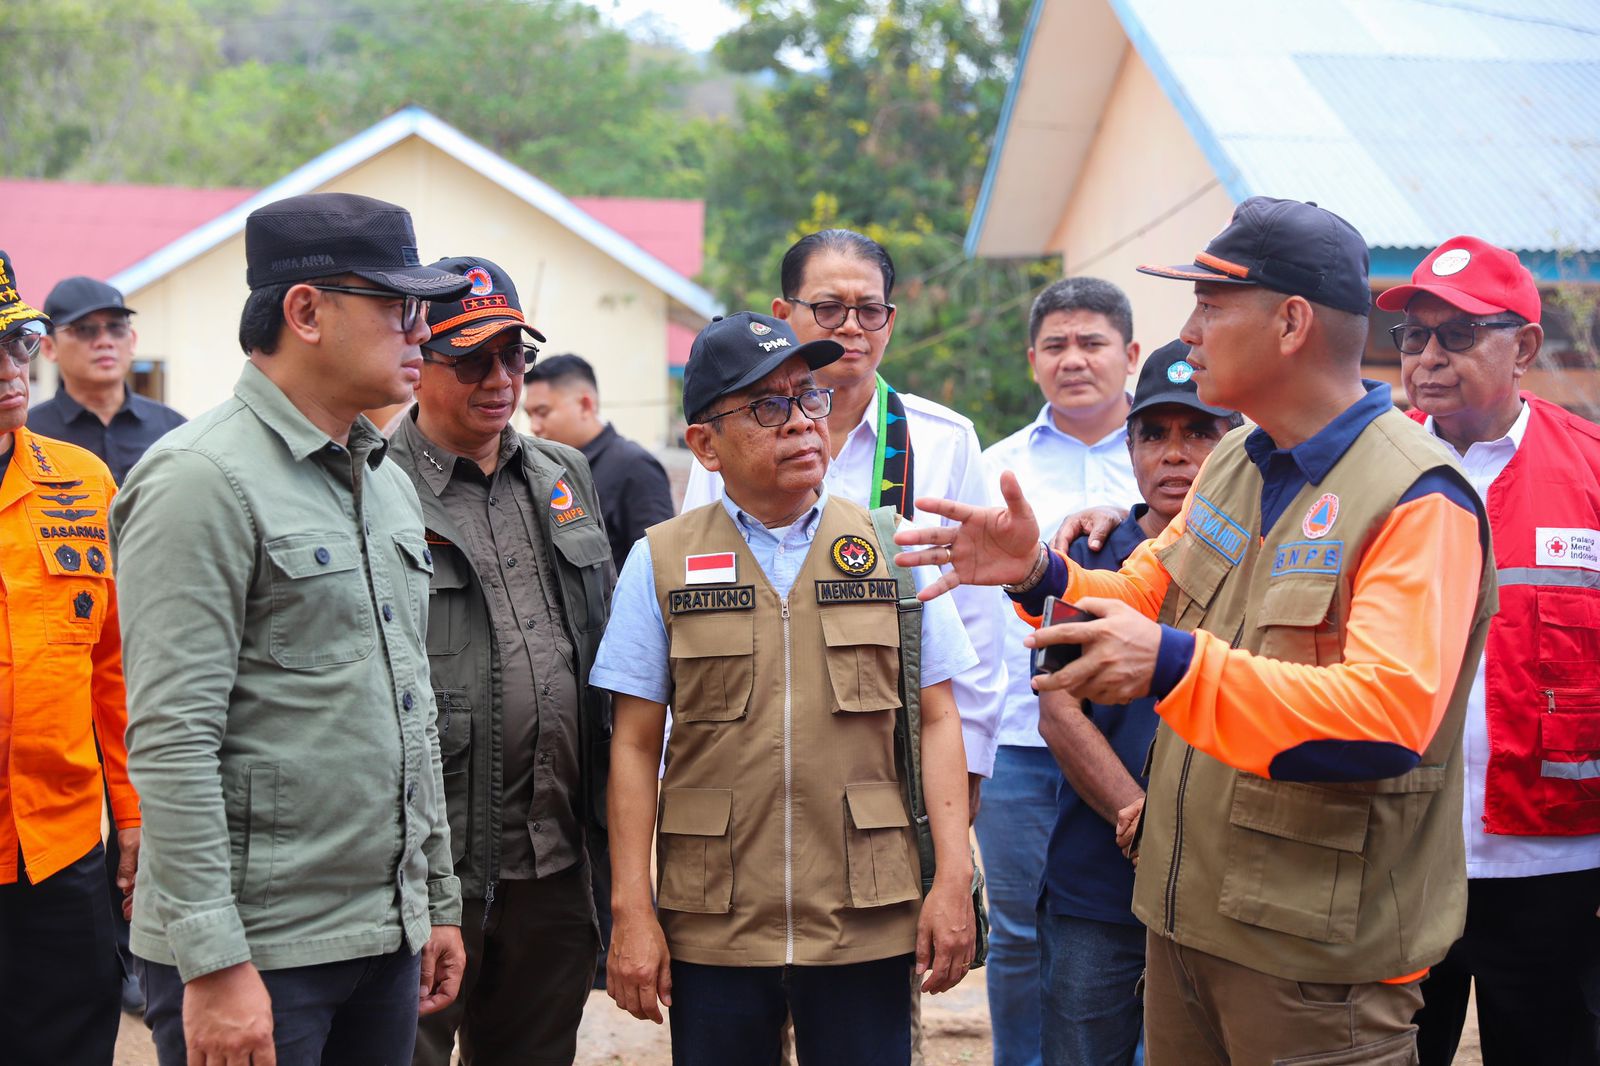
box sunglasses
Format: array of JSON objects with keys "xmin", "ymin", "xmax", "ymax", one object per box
[
  {"xmin": 311, "ymin": 284, "xmax": 427, "ymax": 332},
  {"xmin": 422, "ymin": 342, "xmax": 539, "ymax": 384},
  {"xmin": 63, "ymin": 318, "xmax": 132, "ymax": 342},
  {"xmin": 1388, "ymin": 320, "xmax": 1522, "ymax": 355},
  {"xmin": 787, "ymin": 298, "xmax": 894, "ymax": 332},
  {"xmin": 0, "ymin": 321, "xmax": 45, "ymax": 368}
]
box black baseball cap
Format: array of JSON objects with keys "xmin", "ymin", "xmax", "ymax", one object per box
[
  {"xmin": 422, "ymin": 256, "xmax": 547, "ymax": 357},
  {"xmin": 682, "ymin": 312, "xmax": 844, "ymax": 421},
  {"xmin": 0, "ymin": 250, "xmax": 48, "ymax": 337},
  {"xmin": 1138, "ymin": 197, "xmax": 1372, "ymax": 316},
  {"xmin": 1128, "ymin": 340, "xmax": 1235, "ymax": 422},
  {"xmin": 44, "ymin": 276, "xmax": 133, "ymax": 329},
  {"xmin": 244, "ymin": 193, "xmax": 472, "ymax": 300}
]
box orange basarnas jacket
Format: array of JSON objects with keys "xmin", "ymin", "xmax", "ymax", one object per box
[{"xmin": 0, "ymin": 427, "xmax": 138, "ymax": 885}]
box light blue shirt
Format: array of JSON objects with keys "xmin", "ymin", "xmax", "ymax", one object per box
[
  {"xmin": 591, "ymin": 492, "xmax": 978, "ymax": 705},
  {"xmin": 982, "ymin": 403, "xmax": 1140, "ymax": 747}
]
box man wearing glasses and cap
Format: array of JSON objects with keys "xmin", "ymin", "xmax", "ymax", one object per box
[
  {"xmin": 0, "ymin": 251, "xmax": 140, "ymax": 1063},
  {"xmin": 385, "ymin": 257, "xmax": 617, "ymax": 1066},
  {"xmin": 29, "ymin": 276, "xmax": 186, "ymax": 485},
  {"xmin": 111, "ymin": 193, "xmax": 472, "ymax": 1065},
  {"xmin": 597, "ymin": 312, "xmax": 978, "ymax": 1064},
  {"xmin": 897, "ymin": 199, "xmax": 1496, "ymax": 1062},
  {"xmin": 1378, "ymin": 238, "xmax": 1600, "ymax": 1066}
]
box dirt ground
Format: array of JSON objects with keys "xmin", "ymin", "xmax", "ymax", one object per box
[{"xmin": 115, "ymin": 964, "xmax": 1481, "ymax": 1065}]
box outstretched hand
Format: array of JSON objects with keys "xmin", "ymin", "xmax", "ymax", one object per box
[{"xmin": 893, "ymin": 471, "xmax": 1042, "ymax": 601}]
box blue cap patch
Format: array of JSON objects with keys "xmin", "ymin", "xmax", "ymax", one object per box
[{"xmin": 1167, "ymin": 360, "xmax": 1195, "ymax": 384}]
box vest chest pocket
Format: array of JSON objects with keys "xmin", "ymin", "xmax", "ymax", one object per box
[
  {"xmin": 263, "ymin": 534, "xmax": 374, "ymax": 669},
  {"xmin": 843, "ymin": 781, "xmax": 920, "ymax": 908},
  {"xmin": 657, "ymin": 787, "xmax": 734, "ymax": 914},
  {"xmin": 427, "ymin": 547, "xmax": 474, "ymax": 656},
  {"xmin": 669, "ymin": 613, "xmax": 753, "ymax": 723},
  {"xmin": 820, "ymin": 603, "xmax": 902, "ymax": 713},
  {"xmin": 1158, "ymin": 535, "xmax": 1232, "ymax": 630},
  {"xmin": 1216, "ymin": 776, "xmax": 1370, "ymax": 944},
  {"xmin": 1255, "ymin": 573, "xmax": 1342, "ymax": 666}
]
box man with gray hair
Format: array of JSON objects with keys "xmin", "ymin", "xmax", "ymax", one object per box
[{"xmin": 976, "ymin": 277, "xmax": 1141, "ymax": 1066}]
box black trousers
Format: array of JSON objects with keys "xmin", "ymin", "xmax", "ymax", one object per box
[
  {"xmin": 1415, "ymin": 866, "xmax": 1600, "ymax": 1066},
  {"xmin": 0, "ymin": 843, "xmax": 121, "ymax": 1064}
]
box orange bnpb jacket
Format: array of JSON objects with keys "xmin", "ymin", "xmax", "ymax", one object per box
[{"xmin": 0, "ymin": 427, "xmax": 138, "ymax": 885}]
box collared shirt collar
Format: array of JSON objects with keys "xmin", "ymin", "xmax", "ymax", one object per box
[
  {"xmin": 1026, "ymin": 400, "xmax": 1131, "ymax": 450},
  {"xmin": 1422, "ymin": 398, "xmax": 1531, "ymax": 453},
  {"xmin": 48, "ymin": 384, "xmax": 149, "ymax": 424},
  {"xmin": 399, "ymin": 412, "xmax": 521, "ymax": 497},
  {"xmin": 721, "ymin": 488, "xmax": 828, "ymax": 542},
  {"xmin": 1243, "ymin": 380, "xmax": 1392, "ymax": 485},
  {"xmin": 233, "ymin": 361, "xmax": 388, "ymax": 468},
  {"xmin": 579, "ymin": 423, "xmax": 618, "ymax": 464}
]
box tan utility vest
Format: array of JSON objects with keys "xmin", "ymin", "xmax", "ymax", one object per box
[
  {"xmin": 1132, "ymin": 408, "xmax": 1496, "ymax": 983},
  {"xmin": 647, "ymin": 498, "xmax": 921, "ymax": 966}
]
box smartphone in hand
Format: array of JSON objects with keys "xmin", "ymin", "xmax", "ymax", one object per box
[{"xmin": 1031, "ymin": 596, "xmax": 1097, "ymax": 677}]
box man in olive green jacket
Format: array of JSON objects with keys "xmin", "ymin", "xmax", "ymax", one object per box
[
  {"xmin": 111, "ymin": 193, "xmax": 470, "ymax": 1065},
  {"xmin": 387, "ymin": 256, "xmax": 616, "ymax": 1066}
]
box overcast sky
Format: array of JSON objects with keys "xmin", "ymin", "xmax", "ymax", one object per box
[{"xmin": 583, "ymin": 0, "xmax": 743, "ymax": 52}]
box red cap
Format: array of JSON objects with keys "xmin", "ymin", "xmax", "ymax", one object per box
[{"xmin": 1375, "ymin": 236, "xmax": 1540, "ymax": 323}]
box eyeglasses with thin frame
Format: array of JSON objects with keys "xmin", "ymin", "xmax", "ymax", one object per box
[
  {"xmin": 62, "ymin": 318, "xmax": 132, "ymax": 343},
  {"xmin": 310, "ymin": 284, "xmax": 427, "ymax": 332},
  {"xmin": 1389, "ymin": 320, "xmax": 1522, "ymax": 356},
  {"xmin": 702, "ymin": 387, "xmax": 834, "ymax": 428},
  {"xmin": 421, "ymin": 342, "xmax": 540, "ymax": 385},
  {"xmin": 787, "ymin": 297, "xmax": 894, "ymax": 332},
  {"xmin": 0, "ymin": 322, "xmax": 45, "ymax": 369}
]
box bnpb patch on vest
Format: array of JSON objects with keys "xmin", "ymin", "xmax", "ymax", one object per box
[
  {"xmin": 1188, "ymin": 494, "xmax": 1248, "ymax": 565},
  {"xmin": 1271, "ymin": 540, "xmax": 1343, "ymax": 577},
  {"xmin": 549, "ymin": 478, "xmax": 589, "ymax": 526}
]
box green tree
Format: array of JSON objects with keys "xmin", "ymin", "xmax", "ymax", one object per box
[{"xmin": 706, "ymin": 0, "xmax": 1056, "ymax": 444}]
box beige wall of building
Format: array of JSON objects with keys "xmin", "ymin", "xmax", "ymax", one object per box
[
  {"xmin": 1049, "ymin": 48, "xmax": 1237, "ymax": 353},
  {"xmin": 122, "ymin": 136, "xmax": 674, "ymax": 447}
]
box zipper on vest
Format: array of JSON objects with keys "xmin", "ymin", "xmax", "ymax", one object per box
[
  {"xmin": 1545, "ymin": 689, "xmax": 1557, "ymax": 713},
  {"xmin": 781, "ymin": 596, "xmax": 795, "ymax": 965},
  {"xmin": 1166, "ymin": 619, "xmax": 1247, "ymax": 936}
]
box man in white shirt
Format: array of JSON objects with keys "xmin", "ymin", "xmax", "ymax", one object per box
[
  {"xmin": 1379, "ymin": 236, "xmax": 1600, "ymax": 1066},
  {"xmin": 977, "ymin": 277, "xmax": 1141, "ymax": 1066},
  {"xmin": 682, "ymin": 229, "xmax": 1005, "ymax": 793}
]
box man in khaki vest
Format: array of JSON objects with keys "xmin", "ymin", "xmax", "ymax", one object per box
[
  {"xmin": 593, "ymin": 311, "xmax": 977, "ymax": 1065},
  {"xmin": 897, "ymin": 198, "xmax": 1496, "ymax": 1064}
]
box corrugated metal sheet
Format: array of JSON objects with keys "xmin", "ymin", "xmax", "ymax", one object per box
[{"xmin": 1121, "ymin": 0, "xmax": 1600, "ymax": 251}]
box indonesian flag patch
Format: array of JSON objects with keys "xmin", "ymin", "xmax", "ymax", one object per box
[{"xmin": 685, "ymin": 552, "xmax": 737, "ymax": 584}]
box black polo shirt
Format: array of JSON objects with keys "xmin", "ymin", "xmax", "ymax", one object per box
[
  {"xmin": 578, "ymin": 423, "xmax": 675, "ymax": 571},
  {"xmin": 27, "ymin": 387, "xmax": 186, "ymax": 483}
]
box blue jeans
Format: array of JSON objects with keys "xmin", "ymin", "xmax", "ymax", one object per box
[
  {"xmin": 973, "ymin": 744, "xmax": 1062, "ymax": 1066},
  {"xmin": 668, "ymin": 954, "xmax": 913, "ymax": 1066},
  {"xmin": 140, "ymin": 949, "xmax": 423, "ymax": 1066},
  {"xmin": 1038, "ymin": 911, "xmax": 1145, "ymax": 1066}
]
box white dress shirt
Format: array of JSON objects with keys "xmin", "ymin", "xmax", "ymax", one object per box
[
  {"xmin": 982, "ymin": 404, "xmax": 1141, "ymax": 747},
  {"xmin": 682, "ymin": 390, "xmax": 1007, "ymax": 775},
  {"xmin": 1427, "ymin": 401, "xmax": 1600, "ymax": 878}
]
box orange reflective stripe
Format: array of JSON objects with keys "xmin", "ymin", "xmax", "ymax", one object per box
[
  {"xmin": 1195, "ymin": 251, "xmax": 1252, "ymax": 279},
  {"xmin": 1382, "ymin": 967, "xmax": 1430, "ymax": 985},
  {"xmin": 1155, "ymin": 494, "xmax": 1483, "ymax": 778}
]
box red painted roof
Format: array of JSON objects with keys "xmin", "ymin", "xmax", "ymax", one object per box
[
  {"xmin": 0, "ymin": 179, "xmax": 254, "ymax": 306},
  {"xmin": 0, "ymin": 181, "xmax": 706, "ymax": 367}
]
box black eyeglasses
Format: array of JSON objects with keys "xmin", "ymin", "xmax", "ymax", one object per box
[
  {"xmin": 702, "ymin": 387, "xmax": 834, "ymax": 428},
  {"xmin": 422, "ymin": 343, "xmax": 539, "ymax": 385},
  {"xmin": 1389, "ymin": 320, "xmax": 1522, "ymax": 355},
  {"xmin": 0, "ymin": 321, "xmax": 45, "ymax": 368},
  {"xmin": 788, "ymin": 298, "xmax": 894, "ymax": 332},
  {"xmin": 63, "ymin": 319, "xmax": 132, "ymax": 342},
  {"xmin": 311, "ymin": 284, "xmax": 427, "ymax": 332}
]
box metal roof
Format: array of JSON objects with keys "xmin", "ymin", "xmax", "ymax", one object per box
[{"xmin": 971, "ymin": 0, "xmax": 1600, "ymax": 259}]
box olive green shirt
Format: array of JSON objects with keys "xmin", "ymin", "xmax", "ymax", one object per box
[
  {"xmin": 110, "ymin": 363, "xmax": 461, "ymax": 982},
  {"xmin": 399, "ymin": 420, "xmax": 581, "ymax": 880}
]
